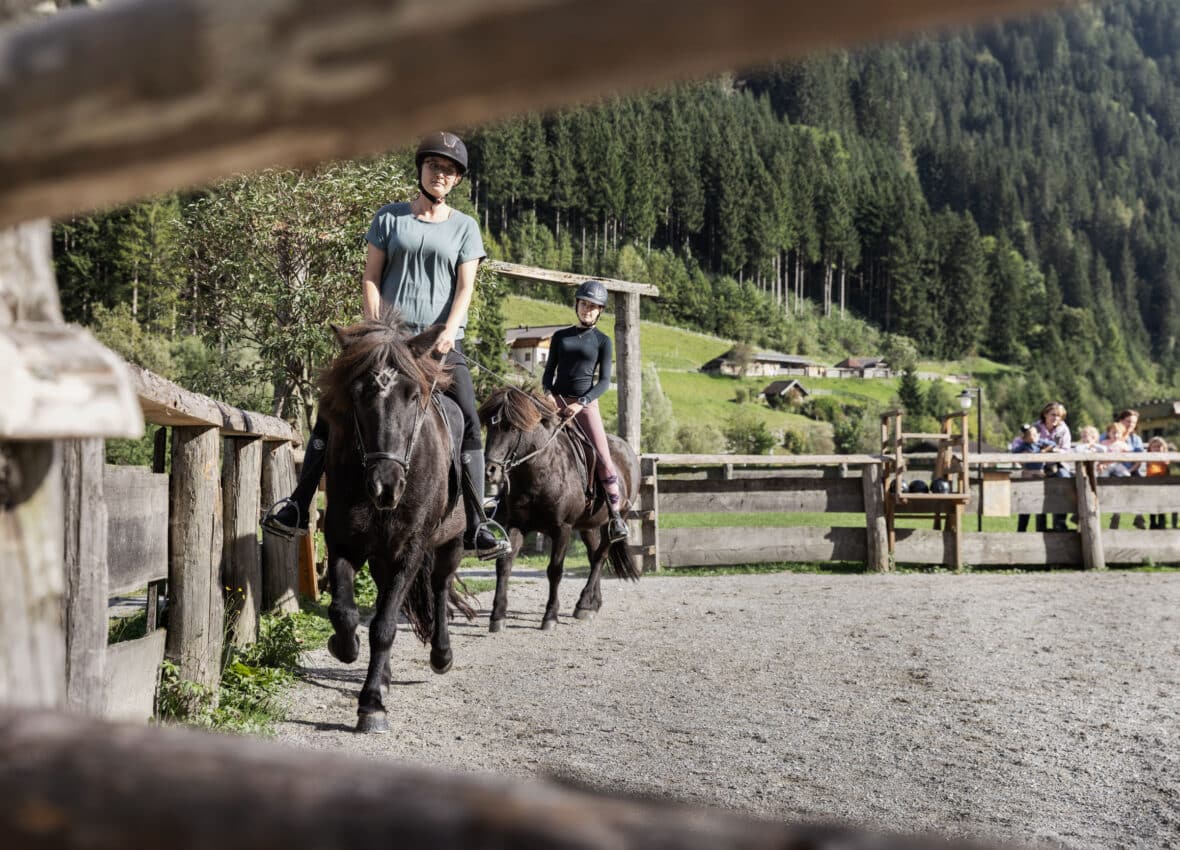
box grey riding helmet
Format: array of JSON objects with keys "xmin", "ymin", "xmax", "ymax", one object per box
[
  {"xmin": 575, "ymin": 279, "xmax": 609, "ymax": 307},
  {"xmin": 415, "ymin": 131, "xmax": 469, "ymax": 175}
]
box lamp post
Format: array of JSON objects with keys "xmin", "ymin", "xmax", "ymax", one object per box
[{"xmin": 958, "ymin": 388, "xmax": 983, "ymax": 531}]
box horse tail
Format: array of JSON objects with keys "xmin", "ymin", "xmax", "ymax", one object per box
[
  {"xmin": 607, "ymin": 537, "xmax": 641, "ymax": 582},
  {"xmin": 403, "ymin": 550, "xmax": 435, "ymax": 644},
  {"xmin": 448, "ymin": 576, "xmax": 479, "ymax": 622}
]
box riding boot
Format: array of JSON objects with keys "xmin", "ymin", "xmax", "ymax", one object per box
[
  {"xmin": 461, "ymin": 449, "xmax": 511, "ymax": 560},
  {"xmin": 606, "ymin": 500, "xmax": 630, "ymax": 543},
  {"xmin": 262, "ymin": 425, "xmax": 327, "ymax": 539}
]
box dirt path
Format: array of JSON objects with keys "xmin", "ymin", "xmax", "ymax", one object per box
[{"xmin": 275, "ymin": 570, "xmax": 1180, "ymax": 850}]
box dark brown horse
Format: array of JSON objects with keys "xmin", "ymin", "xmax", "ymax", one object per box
[
  {"xmin": 479, "ymin": 387, "xmax": 640, "ymax": 631},
  {"xmin": 318, "ymin": 315, "xmax": 473, "ymax": 733}
]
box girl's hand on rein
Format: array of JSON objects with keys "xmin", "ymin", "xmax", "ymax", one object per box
[
  {"xmin": 562, "ymin": 402, "xmax": 584, "ymax": 419},
  {"xmin": 435, "ymin": 327, "xmax": 456, "ymax": 355}
]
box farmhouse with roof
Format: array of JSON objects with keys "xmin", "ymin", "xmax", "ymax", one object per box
[
  {"xmin": 830, "ymin": 356, "xmax": 890, "ymax": 378},
  {"xmin": 504, "ymin": 324, "xmax": 567, "ymax": 374},
  {"xmin": 701, "ymin": 348, "xmax": 824, "ymax": 378}
]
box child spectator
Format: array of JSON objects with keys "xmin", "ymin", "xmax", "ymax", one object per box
[
  {"xmin": 1099, "ymin": 422, "xmax": 1132, "ymax": 477},
  {"xmin": 1035, "ymin": 401, "xmax": 1071, "ymax": 530},
  {"xmin": 1010, "ymin": 423, "xmax": 1057, "ymax": 533},
  {"xmin": 1146, "ymin": 436, "xmax": 1170, "ymax": 530}
]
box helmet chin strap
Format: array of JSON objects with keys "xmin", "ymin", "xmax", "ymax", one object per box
[{"xmin": 419, "ymin": 180, "xmax": 443, "ymax": 206}]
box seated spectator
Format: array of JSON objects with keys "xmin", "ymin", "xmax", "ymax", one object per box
[
  {"xmin": 1098, "ymin": 422, "xmax": 1130, "ymax": 477},
  {"xmin": 1146, "ymin": 436, "xmax": 1170, "ymax": 530}
]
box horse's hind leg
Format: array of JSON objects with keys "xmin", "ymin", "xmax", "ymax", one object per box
[
  {"xmin": 541, "ymin": 525, "xmax": 572, "ymax": 631},
  {"xmin": 574, "ymin": 527, "xmax": 608, "ymax": 621},
  {"xmin": 430, "ymin": 538, "xmax": 464, "ymax": 673},
  {"xmin": 326, "ymin": 545, "xmax": 362, "ymax": 664},
  {"xmin": 489, "ymin": 527, "xmax": 524, "ymax": 633},
  {"xmin": 356, "ymin": 557, "xmax": 414, "ymax": 734}
]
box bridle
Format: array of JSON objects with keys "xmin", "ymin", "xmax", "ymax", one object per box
[
  {"xmin": 486, "ymin": 407, "xmax": 573, "ymax": 479},
  {"xmin": 353, "ymin": 368, "xmax": 440, "ymax": 475}
]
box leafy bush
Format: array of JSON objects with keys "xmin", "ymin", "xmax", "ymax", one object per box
[
  {"xmin": 781, "ymin": 428, "xmax": 812, "ymax": 454},
  {"xmin": 676, "ymin": 422, "xmax": 725, "ymax": 454},
  {"xmin": 724, "ymin": 408, "xmax": 776, "ymax": 454}
]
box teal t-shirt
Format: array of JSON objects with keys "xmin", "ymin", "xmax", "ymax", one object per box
[{"xmin": 365, "ymin": 202, "xmax": 486, "ymax": 338}]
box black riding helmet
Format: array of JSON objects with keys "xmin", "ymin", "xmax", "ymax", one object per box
[
  {"xmin": 574, "ymin": 279, "xmax": 609, "ymax": 307},
  {"xmin": 416, "ymin": 131, "xmax": 468, "ymax": 176}
]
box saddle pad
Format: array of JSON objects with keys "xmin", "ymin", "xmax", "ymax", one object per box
[{"xmin": 433, "ymin": 393, "xmax": 463, "ymax": 518}]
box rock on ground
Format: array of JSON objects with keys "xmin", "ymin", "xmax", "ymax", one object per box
[{"xmin": 275, "ymin": 571, "xmax": 1180, "ymax": 850}]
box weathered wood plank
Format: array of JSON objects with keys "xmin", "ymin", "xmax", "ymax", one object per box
[
  {"xmin": 0, "ymin": 441, "xmax": 65, "ymax": 707},
  {"xmin": 1103, "ymin": 529, "xmax": 1180, "ymax": 565},
  {"xmin": 222, "ymin": 437, "xmax": 263, "ymax": 644},
  {"xmin": 654, "ymin": 453, "xmax": 883, "ymax": 466},
  {"xmin": 614, "ymin": 291, "xmax": 642, "ymax": 451},
  {"xmin": 60, "ymin": 439, "xmax": 107, "ymax": 714},
  {"xmin": 104, "ymin": 464, "xmax": 168, "ymax": 595},
  {"xmin": 0, "ymin": 0, "xmax": 1065, "ymax": 229},
  {"xmin": 660, "ymin": 526, "xmax": 867, "ymax": 568},
  {"xmin": 1009, "ymin": 477, "xmax": 1078, "ymax": 513},
  {"xmin": 488, "ymin": 261, "xmax": 659, "ymax": 296},
  {"xmin": 260, "ymin": 442, "xmax": 300, "ymax": 615},
  {"xmin": 1094, "ymin": 478, "xmax": 1180, "ymax": 512},
  {"xmin": 131, "ymin": 364, "xmax": 300, "ymax": 443},
  {"xmin": 659, "ymin": 476, "xmax": 864, "ymax": 514},
  {"xmin": 102, "ymin": 629, "xmax": 166, "ymax": 723},
  {"xmin": 895, "ymin": 530, "xmax": 1083, "ymax": 566},
  {"xmin": 0, "ymin": 706, "xmax": 1005, "ymax": 850},
  {"xmin": 166, "ymin": 426, "xmax": 224, "ymax": 691}
]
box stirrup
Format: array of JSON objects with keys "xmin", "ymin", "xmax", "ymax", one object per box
[
  {"xmin": 474, "ymin": 519, "xmax": 511, "ymax": 561},
  {"xmin": 607, "ymin": 516, "xmax": 630, "ymax": 543},
  {"xmin": 261, "ymin": 497, "xmax": 305, "ymax": 540}
]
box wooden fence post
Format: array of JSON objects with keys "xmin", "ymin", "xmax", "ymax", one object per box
[
  {"xmin": 167, "ymin": 426, "xmax": 224, "ymax": 691},
  {"xmin": 861, "ymin": 463, "xmax": 890, "ymax": 572},
  {"xmin": 638, "ymin": 456, "xmax": 659, "ymax": 574},
  {"xmin": 222, "ymin": 437, "xmax": 263, "ymax": 645},
  {"xmin": 60, "ymin": 439, "xmax": 108, "ymax": 713},
  {"xmin": 260, "ymin": 441, "xmax": 300, "ymax": 615},
  {"xmin": 1076, "ymin": 460, "xmax": 1105, "ymax": 571},
  {"xmin": 614, "ymin": 291, "xmax": 642, "ymax": 452}
]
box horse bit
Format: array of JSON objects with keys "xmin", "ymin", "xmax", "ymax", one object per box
[{"xmin": 353, "ymin": 368, "xmax": 439, "ymax": 475}]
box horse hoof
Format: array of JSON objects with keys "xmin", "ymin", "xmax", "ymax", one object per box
[
  {"xmin": 573, "ymin": 608, "xmax": 596, "ymax": 622},
  {"xmin": 540, "ymin": 618, "xmax": 556, "ymax": 632},
  {"xmin": 430, "ymin": 650, "xmax": 453, "ymax": 674},
  {"xmin": 488, "ymin": 619, "xmax": 504, "ymax": 634},
  {"xmin": 355, "ymin": 712, "xmax": 389, "ymax": 734},
  {"xmin": 328, "ymin": 633, "xmax": 360, "ymax": 664}
]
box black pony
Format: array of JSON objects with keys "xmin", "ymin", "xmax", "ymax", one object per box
[
  {"xmin": 318, "ymin": 314, "xmax": 473, "ymax": 733},
  {"xmin": 479, "ymin": 387, "xmax": 641, "ymax": 631}
]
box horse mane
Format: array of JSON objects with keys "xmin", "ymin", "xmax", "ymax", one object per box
[
  {"xmin": 478, "ymin": 386, "xmax": 556, "ymax": 433},
  {"xmin": 318, "ymin": 310, "xmax": 453, "ymax": 424}
]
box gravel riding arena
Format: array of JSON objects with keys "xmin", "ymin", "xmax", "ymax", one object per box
[{"xmin": 277, "ymin": 569, "xmax": 1179, "ymax": 850}]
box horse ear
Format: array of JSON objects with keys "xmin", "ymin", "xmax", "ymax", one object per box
[
  {"xmin": 330, "ymin": 323, "xmax": 348, "ymax": 348},
  {"xmin": 407, "ymin": 325, "xmax": 445, "ymax": 358}
]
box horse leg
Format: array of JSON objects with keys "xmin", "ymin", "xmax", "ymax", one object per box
[
  {"xmin": 356, "ymin": 557, "xmax": 414, "ymax": 734},
  {"xmin": 489, "ymin": 526, "xmax": 524, "ymax": 633},
  {"xmin": 541, "ymin": 525, "xmax": 572, "ymax": 631},
  {"xmin": 574, "ymin": 527, "xmax": 608, "ymax": 621},
  {"xmin": 430, "ymin": 538, "xmax": 464, "ymax": 673},
  {"xmin": 325, "ymin": 545, "xmax": 362, "ymax": 664}
]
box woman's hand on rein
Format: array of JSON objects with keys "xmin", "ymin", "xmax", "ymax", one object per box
[
  {"xmin": 434, "ymin": 326, "xmax": 457, "ymax": 355},
  {"xmin": 561, "ymin": 402, "xmax": 584, "ymax": 419}
]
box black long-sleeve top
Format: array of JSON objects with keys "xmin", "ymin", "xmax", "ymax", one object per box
[{"xmin": 542, "ymin": 325, "xmax": 612, "ymax": 404}]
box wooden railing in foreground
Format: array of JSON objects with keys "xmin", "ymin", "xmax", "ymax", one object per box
[
  {"xmin": 0, "ymin": 707, "xmax": 1002, "ymax": 850},
  {"xmin": 641, "ymin": 452, "xmax": 1180, "ymax": 571},
  {"xmin": 62, "ymin": 364, "xmax": 303, "ymax": 719}
]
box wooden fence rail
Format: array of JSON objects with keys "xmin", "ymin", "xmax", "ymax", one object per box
[
  {"xmin": 641, "ymin": 453, "xmax": 1180, "ymax": 571},
  {"xmin": 59, "ymin": 365, "xmax": 304, "ymax": 719}
]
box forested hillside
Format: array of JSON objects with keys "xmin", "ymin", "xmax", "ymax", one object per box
[
  {"xmin": 467, "ymin": 0, "xmax": 1180, "ymax": 425},
  {"xmin": 54, "ymin": 0, "xmax": 1180, "ymax": 440}
]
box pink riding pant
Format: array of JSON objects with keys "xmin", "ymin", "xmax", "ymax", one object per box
[{"xmin": 557, "ymin": 397, "xmax": 620, "ymax": 499}]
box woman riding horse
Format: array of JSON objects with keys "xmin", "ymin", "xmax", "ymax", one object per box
[{"xmin": 263, "ymin": 131, "xmax": 509, "ymax": 560}]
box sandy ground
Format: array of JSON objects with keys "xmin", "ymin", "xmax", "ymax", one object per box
[{"xmin": 275, "ymin": 570, "xmax": 1180, "ymax": 849}]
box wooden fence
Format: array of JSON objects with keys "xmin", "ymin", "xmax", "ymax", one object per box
[
  {"xmin": 61, "ymin": 364, "xmax": 303, "ymax": 719},
  {"xmin": 640, "ymin": 452, "xmax": 1180, "ymax": 571}
]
